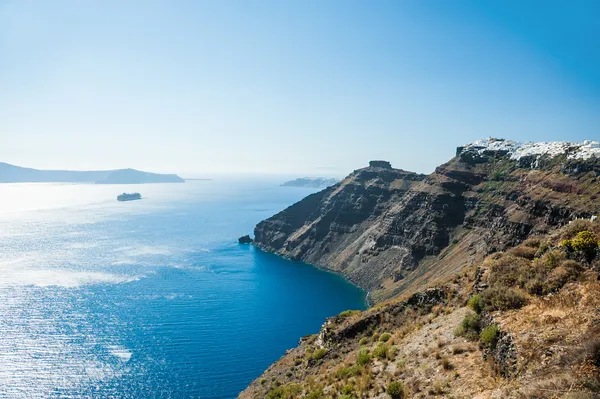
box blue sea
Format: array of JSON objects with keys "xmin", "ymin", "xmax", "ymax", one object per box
[{"xmin": 0, "ymin": 180, "xmax": 366, "ymax": 398}]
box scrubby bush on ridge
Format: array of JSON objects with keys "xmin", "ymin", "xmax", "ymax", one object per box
[
  {"xmin": 338, "ymin": 309, "xmax": 361, "ymax": 318},
  {"xmin": 560, "ymin": 220, "xmax": 600, "ymax": 241},
  {"xmin": 266, "ymin": 383, "xmax": 302, "ymax": 399},
  {"xmin": 379, "ymin": 332, "xmax": 392, "ymax": 342},
  {"xmin": 305, "ymin": 389, "xmax": 323, "ymax": 399},
  {"xmin": 309, "ymin": 348, "xmax": 327, "ymax": 361},
  {"xmin": 336, "ymin": 364, "xmax": 362, "ymax": 379},
  {"xmin": 357, "ymin": 348, "xmax": 371, "ymax": 366},
  {"xmin": 372, "ymin": 343, "xmax": 390, "ymax": 359},
  {"xmin": 467, "ymin": 294, "xmax": 483, "ymax": 313},
  {"xmin": 480, "ymin": 324, "xmax": 499, "ymax": 348},
  {"xmin": 455, "ymin": 312, "xmax": 481, "ymax": 340},
  {"xmin": 482, "ymin": 238, "xmax": 588, "ymax": 304},
  {"xmin": 386, "ymin": 381, "xmax": 404, "ymax": 398},
  {"xmin": 509, "ymin": 245, "xmax": 538, "ymax": 260},
  {"xmin": 562, "ymin": 230, "xmax": 599, "ymax": 261},
  {"xmin": 481, "ymin": 287, "xmax": 527, "ymax": 311}
]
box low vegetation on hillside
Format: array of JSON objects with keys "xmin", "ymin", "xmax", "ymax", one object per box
[{"xmin": 240, "ymin": 219, "xmax": 600, "ymax": 398}]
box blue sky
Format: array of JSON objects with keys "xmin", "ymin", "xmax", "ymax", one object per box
[{"xmin": 1, "ymin": 1, "xmax": 599, "ymax": 176}]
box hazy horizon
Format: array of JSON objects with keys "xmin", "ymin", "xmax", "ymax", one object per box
[{"xmin": 2, "ymin": 1, "xmax": 599, "ymax": 176}]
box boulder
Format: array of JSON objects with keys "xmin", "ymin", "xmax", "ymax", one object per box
[{"xmin": 238, "ymin": 235, "xmax": 253, "ymax": 244}]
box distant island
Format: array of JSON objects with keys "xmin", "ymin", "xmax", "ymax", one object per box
[
  {"xmin": 0, "ymin": 162, "xmax": 184, "ymax": 184},
  {"xmin": 281, "ymin": 177, "xmax": 339, "ymax": 188}
]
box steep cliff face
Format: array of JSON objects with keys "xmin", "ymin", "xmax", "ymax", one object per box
[
  {"xmin": 255, "ymin": 166, "xmax": 426, "ymax": 293},
  {"xmin": 254, "ymin": 139, "xmax": 600, "ymax": 301},
  {"xmin": 241, "ymin": 213, "xmax": 600, "ymax": 399}
]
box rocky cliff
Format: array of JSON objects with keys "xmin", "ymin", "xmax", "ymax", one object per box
[
  {"xmin": 254, "ymin": 139, "xmax": 600, "ymax": 302},
  {"xmin": 241, "ymin": 139, "xmax": 600, "ymax": 397}
]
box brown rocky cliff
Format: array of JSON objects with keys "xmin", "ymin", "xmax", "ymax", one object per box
[
  {"xmin": 241, "ymin": 218, "xmax": 600, "ymax": 399},
  {"xmin": 254, "ymin": 146, "xmax": 600, "ymax": 302}
]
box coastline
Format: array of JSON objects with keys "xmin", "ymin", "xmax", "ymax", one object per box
[{"xmin": 251, "ymin": 243, "xmax": 372, "ymax": 308}]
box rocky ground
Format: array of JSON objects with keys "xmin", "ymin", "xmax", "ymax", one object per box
[
  {"xmin": 242, "ymin": 139, "xmax": 600, "ymax": 398},
  {"xmin": 241, "ymin": 219, "xmax": 600, "ymax": 398}
]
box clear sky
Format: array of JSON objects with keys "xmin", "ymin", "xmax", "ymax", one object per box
[{"xmin": 1, "ymin": 1, "xmax": 599, "ymax": 176}]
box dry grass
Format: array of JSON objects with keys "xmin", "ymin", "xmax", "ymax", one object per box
[
  {"xmin": 558, "ymin": 219, "xmax": 600, "ymax": 241},
  {"xmin": 241, "ymin": 221, "xmax": 600, "ymax": 399}
]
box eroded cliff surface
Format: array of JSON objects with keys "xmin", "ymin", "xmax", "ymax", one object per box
[
  {"xmin": 241, "ymin": 217, "xmax": 600, "ymax": 399},
  {"xmin": 254, "ymin": 139, "xmax": 600, "ymax": 301}
]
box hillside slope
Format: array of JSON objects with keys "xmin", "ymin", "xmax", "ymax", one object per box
[
  {"xmin": 241, "ymin": 218, "xmax": 600, "ymax": 399},
  {"xmin": 254, "ymin": 139, "xmax": 600, "ymax": 302}
]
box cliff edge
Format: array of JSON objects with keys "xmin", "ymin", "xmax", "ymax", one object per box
[
  {"xmin": 254, "ymin": 139, "xmax": 600, "ymax": 302},
  {"xmin": 241, "ymin": 138, "xmax": 600, "ymax": 398}
]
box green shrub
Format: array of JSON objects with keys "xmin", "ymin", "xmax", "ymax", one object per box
[
  {"xmin": 524, "ymin": 258, "xmax": 582, "ymax": 295},
  {"xmin": 561, "ymin": 239, "xmax": 574, "ymax": 251},
  {"xmin": 490, "ymin": 170, "xmax": 504, "ymax": 181},
  {"xmin": 467, "ymin": 294, "xmax": 483, "ymax": 313},
  {"xmin": 310, "ymin": 348, "xmax": 327, "ymax": 361},
  {"xmin": 287, "ymin": 384, "xmax": 301, "ymax": 395},
  {"xmin": 267, "ymin": 387, "xmax": 284, "ymax": 399},
  {"xmin": 386, "ymin": 381, "xmax": 405, "ymax": 398},
  {"xmin": 358, "ymin": 337, "xmax": 369, "ymax": 346},
  {"xmin": 535, "ymin": 249, "xmax": 566, "ymax": 271},
  {"xmin": 301, "ymin": 334, "xmax": 317, "ymax": 344},
  {"xmin": 515, "ymin": 249, "xmax": 581, "ymax": 295},
  {"xmin": 260, "ymin": 379, "xmax": 267, "ymax": 385},
  {"xmin": 341, "ymin": 384, "xmax": 354, "ymax": 395},
  {"xmin": 338, "ymin": 309, "xmax": 360, "ymax": 318},
  {"xmin": 535, "ymin": 241, "xmax": 550, "ymax": 257},
  {"xmin": 396, "ymin": 358, "xmax": 405, "ymax": 369},
  {"xmin": 561, "ymin": 220, "xmax": 597, "ymax": 240},
  {"xmin": 267, "ymin": 383, "xmax": 302, "ymax": 399},
  {"xmin": 336, "ymin": 364, "xmax": 362, "ymax": 379},
  {"xmin": 571, "ymin": 231, "xmax": 599, "ymax": 260},
  {"xmin": 372, "ymin": 343, "xmax": 390, "ymax": 360},
  {"xmin": 357, "ymin": 348, "xmax": 371, "ymax": 366},
  {"xmin": 480, "ymin": 324, "xmax": 499, "ymax": 348},
  {"xmin": 455, "ymin": 312, "xmax": 481, "ymax": 340},
  {"xmin": 305, "ymin": 390, "xmax": 324, "ymax": 399},
  {"xmin": 379, "ymin": 332, "xmax": 392, "ymax": 342},
  {"xmin": 481, "ymin": 287, "xmax": 527, "ymax": 311}
]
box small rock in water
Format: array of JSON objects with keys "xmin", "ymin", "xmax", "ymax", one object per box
[{"xmin": 238, "ymin": 235, "xmax": 253, "ymax": 244}]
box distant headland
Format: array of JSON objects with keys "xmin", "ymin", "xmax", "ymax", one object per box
[
  {"xmin": 0, "ymin": 162, "xmax": 184, "ymax": 184},
  {"xmin": 281, "ymin": 177, "xmax": 339, "ymax": 188}
]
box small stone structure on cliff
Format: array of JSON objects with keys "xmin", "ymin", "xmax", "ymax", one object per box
[{"xmin": 368, "ymin": 160, "xmax": 392, "ymax": 169}]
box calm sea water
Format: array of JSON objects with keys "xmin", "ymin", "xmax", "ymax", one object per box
[{"xmin": 0, "ymin": 180, "xmax": 366, "ymax": 399}]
